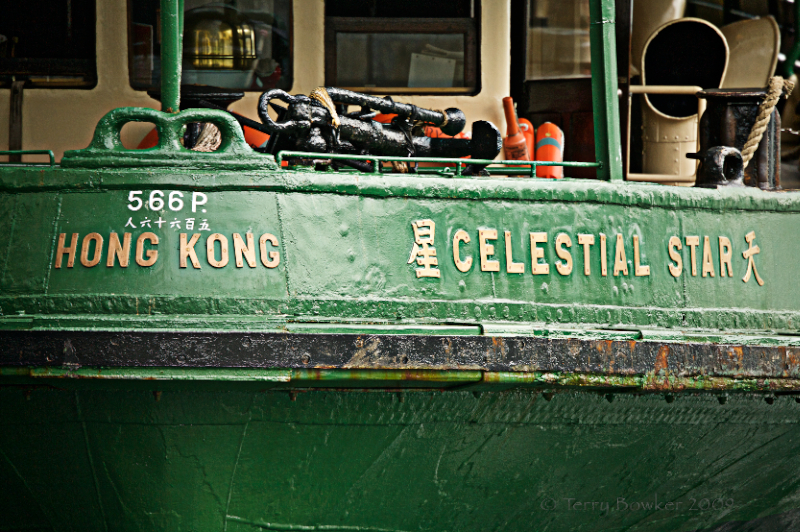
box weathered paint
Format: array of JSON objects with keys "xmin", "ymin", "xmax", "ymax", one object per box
[
  {"xmin": 2, "ymin": 387, "xmax": 800, "ymax": 531},
  {"xmin": 6, "ymin": 332, "xmax": 800, "ymax": 384},
  {"xmin": 3, "ymin": 1, "xmax": 800, "ymax": 528},
  {"xmin": 1, "ymin": 164, "xmax": 799, "ymax": 333}
]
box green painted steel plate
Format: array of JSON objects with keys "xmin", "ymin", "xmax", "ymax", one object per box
[{"xmin": 2, "ymin": 385, "xmax": 799, "ymax": 532}]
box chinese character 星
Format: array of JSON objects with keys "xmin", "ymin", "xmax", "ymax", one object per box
[
  {"xmin": 407, "ymin": 219, "xmax": 440, "ymax": 278},
  {"xmin": 742, "ymin": 231, "xmax": 764, "ymax": 286}
]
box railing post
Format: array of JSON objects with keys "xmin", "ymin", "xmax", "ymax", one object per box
[
  {"xmin": 589, "ymin": 0, "xmax": 623, "ymax": 181},
  {"xmin": 160, "ymin": 0, "xmax": 184, "ymax": 113}
]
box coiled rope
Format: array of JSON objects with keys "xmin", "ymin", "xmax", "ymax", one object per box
[{"xmin": 741, "ymin": 76, "xmax": 794, "ymax": 168}]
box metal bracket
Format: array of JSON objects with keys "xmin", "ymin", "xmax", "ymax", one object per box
[{"xmin": 61, "ymin": 107, "xmax": 277, "ymax": 170}]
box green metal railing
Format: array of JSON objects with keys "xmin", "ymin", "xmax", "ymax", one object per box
[
  {"xmin": 276, "ymin": 151, "xmax": 601, "ymax": 178},
  {"xmin": 0, "ymin": 150, "xmax": 55, "ymax": 166},
  {"xmin": 151, "ymin": 0, "xmax": 621, "ymax": 181}
]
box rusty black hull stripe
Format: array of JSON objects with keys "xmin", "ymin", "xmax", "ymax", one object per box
[{"xmin": 0, "ymin": 331, "xmax": 798, "ymax": 378}]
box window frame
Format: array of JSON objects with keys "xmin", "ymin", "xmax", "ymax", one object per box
[
  {"xmin": 126, "ymin": 0, "xmax": 295, "ymax": 93},
  {"xmin": 324, "ymin": 16, "xmax": 479, "ymax": 95},
  {"xmin": 0, "ymin": 0, "xmax": 98, "ymax": 90}
]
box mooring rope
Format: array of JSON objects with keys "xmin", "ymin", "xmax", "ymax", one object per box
[
  {"xmin": 741, "ymin": 76, "xmax": 795, "ymax": 169},
  {"xmin": 192, "ymin": 123, "xmax": 222, "ymax": 153}
]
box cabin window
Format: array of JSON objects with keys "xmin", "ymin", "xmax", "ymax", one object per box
[
  {"xmin": 325, "ymin": 0, "xmax": 479, "ymax": 95},
  {"xmin": 525, "ymin": 0, "xmax": 590, "ymax": 80},
  {"xmin": 128, "ymin": 0, "xmax": 293, "ymax": 92},
  {"xmin": 0, "ymin": 0, "xmax": 97, "ymax": 89},
  {"xmin": 511, "ymin": 0, "xmax": 597, "ymax": 178}
]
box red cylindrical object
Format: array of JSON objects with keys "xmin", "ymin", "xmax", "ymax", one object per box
[
  {"xmin": 518, "ymin": 118, "xmax": 535, "ymax": 161},
  {"xmin": 534, "ymin": 122, "xmax": 564, "ymax": 178},
  {"xmin": 502, "ymin": 97, "xmax": 531, "ymax": 166}
]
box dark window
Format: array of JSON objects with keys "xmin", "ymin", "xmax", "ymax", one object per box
[
  {"xmin": 129, "ymin": 0, "xmax": 293, "ymax": 92},
  {"xmin": 0, "ymin": 0, "xmax": 97, "ymax": 89},
  {"xmin": 325, "ymin": 0, "xmax": 479, "ymax": 94},
  {"xmin": 525, "ymin": 0, "xmax": 590, "ymax": 80}
]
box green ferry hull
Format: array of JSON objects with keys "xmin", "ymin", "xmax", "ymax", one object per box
[
  {"xmin": 4, "ymin": 383, "xmax": 800, "ymax": 532},
  {"xmin": 4, "ymin": 126, "xmax": 800, "ymax": 531}
]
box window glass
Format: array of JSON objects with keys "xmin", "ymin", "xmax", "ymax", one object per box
[
  {"xmin": 326, "ymin": 0, "xmax": 478, "ymax": 94},
  {"xmin": 335, "ymin": 33, "xmax": 466, "ymax": 90},
  {"xmin": 526, "ymin": 0, "xmax": 590, "ymax": 80},
  {"xmin": 0, "ymin": 0, "xmax": 97, "ymax": 89},
  {"xmin": 129, "ymin": 0, "xmax": 292, "ymax": 91}
]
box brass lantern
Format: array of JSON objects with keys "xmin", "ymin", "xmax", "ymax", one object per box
[{"xmin": 183, "ymin": 4, "xmax": 258, "ymax": 88}]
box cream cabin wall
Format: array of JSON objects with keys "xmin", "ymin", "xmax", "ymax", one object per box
[{"xmin": 1, "ymin": 0, "xmax": 510, "ymax": 162}]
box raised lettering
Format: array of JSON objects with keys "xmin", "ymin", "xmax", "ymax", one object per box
[
  {"xmin": 179, "ymin": 233, "xmax": 201, "ymax": 269},
  {"xmin": 613, "ymin": 234, "xmax": 628, "ymax": 276},
  {"xmin": 555, "ymin": 233, "xmax": 573, "ymax": 275},
  {"xmin": 633, "ymin": 235, "xmax": 650, "ymax": 276},
  {"xmin": 530, "ymin": 232, "xmax": 549, "ymax": 275},
  {"xmin": 702, "ymin": 235, "xmax": 715, "ymax": 277},
  {"xmin": 259, "ymin": 233, "xmax": 280, "ymax": 268},
  {"xmin": 504, "ymin": 230, "xmax": 524, "ymax": 274},
  {"xmin": 453, "ymin": 229, "xmax": 472, "ymax": 273},
  {"xmin": 55, "ymin": 233, "xmax": 78, "ymax": 269},
  {"xmin": 80, "ymin": 233, "xmax": 103, "ymax": 268},
  {"xmin": 600, "ymin": 233, "xmax": 608, "ymax": 276},
  {"xmin": 207, "ymin": 233, "xmax": 229, "ymax": 268},
  {"xmin": 719, "ymin": 236, "xmax": 732, "ymax": 277},
  {"xmin": 136, "ymin": 232, "xmax": 159, "ymax": 267},
  {"xmin": 577, "ymin": 234, "xmax": 594, "ymax": 276},
  {"xmin": 479, "ymin": 229, "xmax": 500, "ymax": 272},
  {"xmin": 106, "ymin": 232, "xmax": 131, "ymax": 268},
  {"xmin": 668, "ymin": 236, "xmax": 682, "ymax": 277},
  {"xmin": 233, "ymin": 233, "xmax": 256, "ymax": 268},
  {"xmin": 685, "ymin": 236, "xmax": 700, "ymax": 276}
]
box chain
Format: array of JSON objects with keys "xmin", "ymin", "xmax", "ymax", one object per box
[{"xmin": 782, "ymin": 128, "xmax": 800, "ymax": 136}]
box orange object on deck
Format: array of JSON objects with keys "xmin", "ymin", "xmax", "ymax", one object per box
[
  {"xmin": 501, "ymin": 97, "xmax": 531, "ymax": 166},
  {"xmin": 534, "ymin": 122, "xmax": 564, "ymax": 179},
  {"xmin": 518, "ymin": 118, "xmax": 535, "ymax": 161}
]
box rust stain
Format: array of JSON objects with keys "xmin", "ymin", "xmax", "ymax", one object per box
[
  {"xmin": 783, "ymin": 346, "xmax": 800, "ymax": 376},
  {"xmin": 654, "ymin": 345, "xmax": 670, "ymax": 375},
  {"xmin": 595, "ymin": 340, "xmax": 613, "ymax": 356},
  {"xmin": 733, "ymin": 346, "xmax": 744, "ymax": 368}
]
